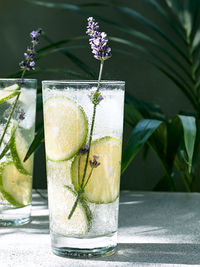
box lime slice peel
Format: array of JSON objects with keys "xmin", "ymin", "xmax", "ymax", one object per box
[
  {"xmin": 71, "ymin": 136, "xmax": 122, "ymax": 204},
  {"xmin": 10, "ymin": 127, "xmax": 33, "ymax": 175},
  {"xmin": 44, "ymin": 96, "xmax": 88, "ymax": 161},
  {"xmin": 0, "ymin": 160, "xmax": 32, "ymax": 207}
]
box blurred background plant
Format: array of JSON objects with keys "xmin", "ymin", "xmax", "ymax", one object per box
[{"xmin": 2, "ymin": 0, "xmax": 200, "ymax": 191}]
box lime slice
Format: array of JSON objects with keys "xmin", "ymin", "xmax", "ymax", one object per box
[
  {"xmin": 0, "ymin": 160, "xmax": 32, "ymax": 207},
  {"xmin": 0, "ymin": 84, "xmax": 20, "ymax": 104},
  {"xmin": 48, "ymin": 183, "xmax": 91, "ymax": 236},
  {"xmin": 71, "ymin": 136, "xmax": 122, "ymax": 204},
  {"xmin": 44, "ymin": 96, "xmax": 88, "ymax": 161},
  {"xmin": 10, "ymin": 127, "xmax": 33, "ymax": 175}
]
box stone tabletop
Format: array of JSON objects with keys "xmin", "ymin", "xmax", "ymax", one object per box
[{"xmin": 0, "ymin": 191, "xmax": 200, "ymax": 266}]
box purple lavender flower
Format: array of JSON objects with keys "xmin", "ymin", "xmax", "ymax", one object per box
[
  {"xmin": 27, "ymin": 45, "xmax": 34, "ymax": 53},
  {"xmin": 24, "ymin": 52, "xmax": 35, "ymax": 61},
  {"xmin": 86, "ymin": 17, "xmax": 111, "ymax": 61},
  {"xmin": 19, "ymin": 108, "xmax": 25, "ymax": 120},
  {"xmin": 90, "ymin": 155, "xmax": 100, "ymax": 168},
  {"xmin": 30, "ymin": 31, "xmax": 39, "ymax": 38},
  {"xmin": 80, "ymin": 144, "xmax": 89, "ymax": 155},
  {"xmin": 86, "ymin": 17, "xmax": 99, "ymax": 36},
  {"xmin": 19, "ymin": 28, "xmax": 42, "ymax": 73}
]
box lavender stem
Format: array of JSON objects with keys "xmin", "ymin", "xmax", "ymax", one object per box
[
  {"xmin": 0, "ymin": 92, "xmax": 20, "ymax": 148},
  {"xmin": 68, "ymin": 60, "xmax": 104, "ymax": 219}
]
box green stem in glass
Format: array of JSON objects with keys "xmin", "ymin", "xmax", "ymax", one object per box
[
  {"xmin": 0, "ymin": 92, "xmax": 20, "ymax": 148},
  {"xmin": 83, "ymin": 167, "xmax": 94, "ymax": 190},
  {"xmin": 68, "ymin": 60, "xmax": 104, "ymax": 220},
  {"xmin": 80, "ymin": 60, "xmax": 104, "ymax": 188}
]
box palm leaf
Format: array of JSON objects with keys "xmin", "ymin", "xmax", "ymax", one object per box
[
  {"xmin": 110, "ymin": 37, "xmax": 193, "ymax": 84},
  {"xmin": 38, "ymin": 35, "xmax": 87, "ymax": 53},
  {"xmin": 178, "ymin": 115, "xmax": 196, "ymax": 173},
  {"xmin": 42, "ymin": 34, "xmax": 97, "ymax": 78},
  {"xmin": 28, "ymin": 0, "xmax": 190, "ymax": 64},
  {"xmin": 8, "ymin": 67, "xmax": 87, "ymax": 80},
  {"xmin": 146, "ymin": 0, "xmax": 185, "ymax": 41},
  {"xmin": 24, "ymin": 128, "xmax": 44, "ymax": 162},
  {"xmin": 121, "ymin": 119, "xmax": 162, "ymax": 174},
  {"xmin": 114, "ymin": 48, "xmax": 197, "ymax": 109}
]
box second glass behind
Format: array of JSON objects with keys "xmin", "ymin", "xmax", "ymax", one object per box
[
  {"xmin": 0, "ymin": 79, "xmax": 37, "ymax": 226},
  {"xmin": 42, "ymin": 80, "xmax": 125, "ymax": 258}
]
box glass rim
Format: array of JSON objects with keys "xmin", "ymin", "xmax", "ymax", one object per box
[
  {"xmin": 0, "ymin": 78, "xmax": 37, "ymax": 82},
  {"xmin": 42, "ymin": 80, "xmax": 125, "ymax": 85}
]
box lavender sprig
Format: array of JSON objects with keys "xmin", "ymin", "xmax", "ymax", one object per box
[
  {"xmin": 68, "ymin": 18, "xmax": 111, "ymax": 220},
  {"xmin": 19, "ymin": 28, "xmax": 42, "ymax": 81},
  {"xmin": 0, "ymin": 29, "xmax": 42, "ymax": 158},
  {"xmin": 87, "ymin": 17, "xmax": 111, "ymax": 61}
]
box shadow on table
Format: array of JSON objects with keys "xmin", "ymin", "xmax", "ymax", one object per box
[
  {"xmin": 96, "ymin": 242, "xmax": 200, "ymax": 265},
  {"xmin": 0, "ymin": 214, "xmax": 49, "ymax": 236}
]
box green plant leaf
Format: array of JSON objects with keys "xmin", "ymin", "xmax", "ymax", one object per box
[
  {"xmin": 124, "ymin": 102, "xmax": 143, "ymax": 129},
  {"xmin": 24, "ymin": 128, "xmax": 44, "ymax": 162},
  {"xmin": 28, "ymin": 0, "xmax": 190, "ymax": 63},
  {"xmin": 7, "ymin": 67, "xmax": 88, "ymax": 80},
  {"xmin": 121, "ymin": 119, "xmax": 162, "ymax": 174},
  {"xmin": 112, "ymin": 4, "xmax": 188, "ymax": 62},
  {"xmin": 115, "ymin": 48, "xmax": 196, "ymax": 102},
  {"xmin": 178, "ymin": 115, "xmax": 196, "ymax": 173},
  {"xmin": 36, "ymin": 93, "xmax": 43, "ymax": 112},
  {"xmin": 111, "ymin": 38, "xmax": 193, "ymax": 84},
  {"xmin": 125, "ymin": 92, "xmax": 164, "ymax": 121},
  {"xmin": 38, "ymin": 35, "xmax": 87, "ymax": 53},
  {"xmin": 38, "ymin": 45, "xmax": 88, "ymax": 59},
  {"xmin": 146, "ymin": 0, "xmax": 185, "ymax": 41},
  {"xmin": 192, "ymin": 28, "xmax": 200, "ymax": 52},
  {"xmin": 151, "ymin": 63, "xmax": 199, "ymax": 110},
  {"xmin": 149, "ymin": 122, "xmax": 167, "ymax": 164},
  {"xmin": 42, "ymin": 35, "xmax": 97, "ymax": 79},
  {"xmin": 166, "ymin": 117, "xmax": 183, "ymax": 169}
]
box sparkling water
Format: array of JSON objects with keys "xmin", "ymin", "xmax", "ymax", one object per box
[{"xmin": 43, "ymin": 81, "xmax": 125, "ymax": 257}]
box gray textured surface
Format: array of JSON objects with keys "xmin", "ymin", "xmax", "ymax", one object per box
[{"xmin": 0, "ymin": 191, "xmax": 200, "ymax": 266}]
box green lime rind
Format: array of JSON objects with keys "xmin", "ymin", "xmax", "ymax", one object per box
[
  {"xmin": 91, "ymin": 136, "xmax": 122, "ymax": 147},
  {"xmin": 44, "ymin": 96, "xmax": 88, "ymax": 162},
  {"xmin": 0, "ymin": 91, "xmax": 19, "ymax": 105},
  {"xmin": 71, "ymin": 136, "xmax": 122, "ymax": 204},
  {"xmin": 65, "ymin": 185, "xmax": 91, "ymax": 226},
  {"xmin": 0, "ymin": 160, "xmax": 32, "ymax": 207},
  {"xmin": 0, "ymin": 84, "xmax": 21, "ymax": 104},
  {"xmin": 10, "ymin": 127, "xmax": 32, "ymax": 175}
]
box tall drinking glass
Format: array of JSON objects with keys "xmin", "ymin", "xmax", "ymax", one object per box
[
  {"xmin": 42, "ymin": 80, "xmax": 125, "ymax": 258},
  {"xmin": 0, "ymin": 79, "xmax": 37, "ymax": 226}
]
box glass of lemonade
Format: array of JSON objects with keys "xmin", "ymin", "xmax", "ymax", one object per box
[
  {"xmin": 0, "ymin": 79, "xmax": 37, "ymax": 226},
  {"xmin": 42, "ymin": 80, "xmax": 125, "ymax": 258}
]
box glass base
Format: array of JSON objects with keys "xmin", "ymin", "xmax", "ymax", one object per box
[
  {"xmin": 51, "ymin": 231, "xmax": 117, "ymax": 258},
  {"xmin": 0, "ymin": 204, "xmax": 31, "ymax": 226}
]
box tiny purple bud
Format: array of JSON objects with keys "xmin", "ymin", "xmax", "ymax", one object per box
[
  {"xmin": 19, "ymin": 61, "xmax": 27, "ymax": 70},
  {"xmin": 98, "ymin": 94, "xmax": 104, "ymax": 101},
  {"xmin": 29, "ymin": 61, "xmax": 35, "ymax": 67},
  {"xmin": 90, "ymin": 155, "xmax": 100, "ymax": 168},
  {"xmin": 80, "ymin": 144, "xmax": 89, "ymax": 155},
  {"xmin": 19, "ymin": 108, "xmax": 25, "ymax": 120},
  {"xmin": 30, "ymin": 31, "xmax": 39, "ymax": 38}
]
